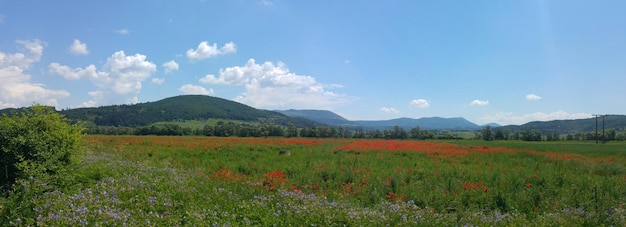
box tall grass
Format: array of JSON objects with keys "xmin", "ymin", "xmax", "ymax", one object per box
[{"xmin": 2, "ymin": 136, "xmax": 625, "ymax": 225}]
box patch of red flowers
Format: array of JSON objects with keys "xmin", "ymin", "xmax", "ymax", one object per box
[
  {"xmin": 386, "ymin": 192, "xmax": 408, "ymax": 201},
  {"xmin": 263, "ymin": 169, "xmax": 287, "ymax": 191}
]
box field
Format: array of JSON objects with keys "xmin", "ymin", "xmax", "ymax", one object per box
[{"xmin": 7, "ymin": 136, "xmax": 626, "ymax": 226}]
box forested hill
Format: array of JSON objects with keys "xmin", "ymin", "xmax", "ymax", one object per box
[
  {"xmin": 498, "ymin": 115, "xmax": 626, "ymax": 134},
  {"xmin": 44, "ymin": 95, "xmax": 318, "ymax": 127}
]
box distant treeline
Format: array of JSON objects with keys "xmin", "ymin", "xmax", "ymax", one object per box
[
  {"xmin": 478, "ymin": 126, "xmax": 626, "ymax": 142},
  {"xmin": 85, "ymin": 122, "xmax": 626, "ymax": 142},
  {"xmin": 85, "ymin": 123, "xmax": 452, "ymax": 139}
]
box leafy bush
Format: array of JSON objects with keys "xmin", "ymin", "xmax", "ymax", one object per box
[{"xmin": 0, "ymin": 105, "xmax": 83, "ymax": 193}]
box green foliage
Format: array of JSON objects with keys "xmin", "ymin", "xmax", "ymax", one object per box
[
  {"xmin": 0, "ymin": 104, "xmax": 83, "ymax": 192},
  {"xmin": 482, "ymin": 125, "xmax": 493, "ymax": 141}
]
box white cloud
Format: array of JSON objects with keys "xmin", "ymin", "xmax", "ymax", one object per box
[
  {"xmin": 69, "ymin": 39, "xmax": 89, "ymax": 55},
  {"xmin": 526, "ymin": 94, "xmax": 541, "ymax": 101},
  {"xmin": 1, "ymin": 40, "xmax": 44, "ymax": 68},
  {"xmin": 115, "ymin": 29, "xmax": 130, "ymax": 35},
  {"xmin": 80, "ymin": 100, "xmax": 97, "ymax": 108},
  {"xmin": 470, "ymin": 99, "xmax": 489, "ymax": 106},
  {"xmin": 186, "ymin": 41, "xmax": 236, "ymax": 60},
  {"xmin": 409, "ymin": 99, "xmax": 430, "ymax": 108},
  {"xmin": 478, "ymin": 111, "xmax": 592, "ymax": 126},
  {"xmin": 179, "ymin": 84, "xmax": 214, "ymax": 95},
  {"xmin": 380, "ymin": 107, "xmax": 400, "ymax": 114},
  {"xmin": 162, "ymin": 60, "xmax": 179, "ymax": 74},
  {"xmin": 48, "ymin": 63, "xmax": 104, "ymax": 80},
  {"xmin": 151, "ymin": 78, "xmax": 165, "ymax": 84},
  {"xmin": 200, "ymin": 58, "xmax": 349, "ymax": 109},
  {"xmin": 0, "ymin": 39, "xmax": 70, "ymax": 108},
  {"xmin": 49, "ymin": 51, "xmax": 156, "ymax": 106}
]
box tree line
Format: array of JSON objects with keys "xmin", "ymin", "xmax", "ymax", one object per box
[
  {"xmin": 84, "ymin": 123, "xmax": 455, "ymax": 139},
  {"xmin": 478, "ymin": 125, "xmax": 626, "ymax": 142},
  {"xmin": 84, "ymin": 122, "xmax": 626, "ymax": 141}
]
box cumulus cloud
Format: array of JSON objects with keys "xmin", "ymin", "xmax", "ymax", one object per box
[
  {"xmin": 380, "ymin": 107, "xmax": 400, "ymax": 114},
  {"xmin": 526, "ymin": 94, "xmax": 541, "ymax": 101},
  {"xmin": 200, "ymin": 58, "xmax": 348, "ymax": 109},
  {"xmin": 49, "ymin": 51, "xmax": 156, "ymax": 106},
  {"xmin": 179, "ymin": 84, "xmax": 214, "ymax": 95},
  {"xmin": 186, "ymin": 41, "xmax": 236, "ymax": 60},
  {"xmin": 478, "ymin": 111, "xmax": 592, "ymax": 126},
  {"xmin": 470, "ymin": 99, "xmax": 489, "ymax": 106},
  {"xmin": 0, "ymin": 39, "xmax": 70, "ymax": 108},
  {"xmin": 69, "ymin": 39, "xmax": 88, "ymax": 55},
  {"xmin": 115, "ymin": 29, "xmax": 130, "ymax": 35},
  {"xmin": 409, "ymin": 99, "xmax": 430, "ymax": 108},
  {"xmin": 48, "ymin": 63, "xmax": 103, "ymax": 80},
  {"xmin": 162, "ymin": 60, "xmax": 179, "ymax": 74},
  {"xmin": 151, "ymin": 78, "xmax": 164, "ymax": 84}
]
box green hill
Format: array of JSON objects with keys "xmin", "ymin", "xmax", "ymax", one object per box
[
  {"xmin": 498, "ymin": 115, "xmax": 626, "ymax": 134},
  {"xmin": 56, "ymin": 95, "xmax": 318, "ymax": 127}
]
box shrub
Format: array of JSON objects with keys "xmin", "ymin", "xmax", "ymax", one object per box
[{"xmin": 0, "ymin": 104, "xmax": 83, "ymax": 193}]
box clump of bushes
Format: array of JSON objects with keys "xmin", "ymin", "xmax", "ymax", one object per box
[{"xmin": 0, "ymin": 104, "xmax": 83, "ymax": 224}]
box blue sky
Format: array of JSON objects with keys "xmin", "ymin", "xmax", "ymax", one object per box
[{"xmin": 1, "ymin": 0, "xmax": 624, "ymax": 125}]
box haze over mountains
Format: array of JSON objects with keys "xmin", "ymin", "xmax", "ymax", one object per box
[
  {"xmin": 1, "ymin": 95, "xmax": 624, "ymax": 134},
  {"xmin": 276, "ymin": 110, "xmax": 490, "ymax": 130}
]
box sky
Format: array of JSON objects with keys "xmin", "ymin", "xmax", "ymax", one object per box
[{"xmin": 1, "ymin": 0, "xmax": 625, "ymax": 126}]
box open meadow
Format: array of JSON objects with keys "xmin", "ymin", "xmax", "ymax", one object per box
[{"xmin": 6, "ymin": 136, "xmax": 626, "ymax": 226}]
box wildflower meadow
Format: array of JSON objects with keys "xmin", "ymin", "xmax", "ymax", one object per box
[{"xmin": 2, "ymin": 135, "xmax": 626, "ymax": 226}]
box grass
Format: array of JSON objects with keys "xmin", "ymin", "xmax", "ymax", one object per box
[
  {"xmin": 447, "ymin": 139, "xmax": 626, "ymax": 156},
  {"xmin": 2, "ymin": 136, "xmax": 626, "ymax": 226}
]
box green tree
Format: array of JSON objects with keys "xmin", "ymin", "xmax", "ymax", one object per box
[
  {"xmin": 0, "ymin": 105, "xmax": 83, "ymax": 192},
  {"xmin": 494, "ymin": 129, "xmax": 505, "ymax": 140},
  {"xmin": 482, "ymin": 126, "xmax": 493, "ymax": 141},
  {"xmin": 286, "ymin": 123, "xmax": 298, "ymax": 138},
  {"xmin": 410, "ymin": 125, "xmax": 421, "ymax": 139}
]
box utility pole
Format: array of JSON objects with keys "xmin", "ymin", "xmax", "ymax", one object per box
[
  {"xmin": 602, "ymin": 115, "xmax": 606, "ymax": 143},
  {"xmin": 592, "ymin": 114, "xmax": 607, "ymax": 144},
  {"xmin": 593, "ymin": 114, "xmax": 600, "ymax": 144},
  {"xmin": 593, "ymin": 114, "xmax": 599, "ymax": 144}
]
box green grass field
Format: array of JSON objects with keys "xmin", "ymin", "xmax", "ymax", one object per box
[{"xmin": 2, "ymin": 136, "xmax": 625, "ymax": 226}]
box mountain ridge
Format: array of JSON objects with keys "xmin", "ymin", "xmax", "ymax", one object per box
[
  {"xmin": 277, "ymin": 109, "xmax": 626, "ymax": 134},
  {"xmin": 2, "ymin": 95, "xmax": 625, "ymax": 134},
  {"xmin": 0, "ymin": 95, "xmax": 320, "ymax": 128},
  {"xmin": 277, "ymin": 109, "xmax": 483, "ymax": 130}
]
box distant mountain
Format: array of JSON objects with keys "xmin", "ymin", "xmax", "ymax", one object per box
[
  {"xmin": 482, "ymin": 123, "xmax": 501, "ymax": 127},
  {"xmin": 279, "ymin": 108, "xmax": 626, "ymax": 133},
  {"xmin": 276, "ymin": 109, "xmax": 352, "ymax": 126},
  {"xmin": 278, "ymin": 109, "xmax": 482, "ymax": 130},
  {"xmin": 353, "ymin": 117, "xmax": 481, "ymax": 130},
  {"xmin": 4, "ymin": 95, "xmax": 624, "ymax": 133},
  {"xmin": 498, "ymin": 115, "xmax": 626, "ymax": 134},
  {"xmin": 0, "ymin": 95, "xmax": 319, "ymax": 128}
]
